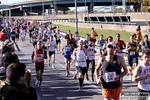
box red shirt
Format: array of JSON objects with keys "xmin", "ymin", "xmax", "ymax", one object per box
[{"xmin": 35, "ymin": 49, "xmax": 44, "ymax": 67}]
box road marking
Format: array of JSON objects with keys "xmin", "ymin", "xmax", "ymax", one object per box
[{"xmin": 55, "ymin": 61, "xmax": 102, "ymax": 92}]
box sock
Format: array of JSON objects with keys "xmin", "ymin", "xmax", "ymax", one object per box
[{"xmin": 79, "ymin": 78, "xmax": 82, "ymax": 88}]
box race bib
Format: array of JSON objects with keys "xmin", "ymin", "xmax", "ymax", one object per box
[
  {"xmin": 105, "ymin": 72, "xmax": 116, "ymax": 82},
  {"xmin": 130, "ymin": 51, "xmax": 135, "ymax": 56},
  {"xmin": 77, "ymin": 57, "xmax": 85, "ymax": 62},
  {"xmin": 89, "ymin": 51, "xmax": 95, "ymax": 60},
  {"xmin": 37, "ymin": 54, "xmax": 43, "ymax": 62},
  {"xmin": 144, "ymin": 78, "xmax": 150, "ymax": 86}
]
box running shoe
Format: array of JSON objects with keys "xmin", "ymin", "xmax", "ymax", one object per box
[
  {"xmin": 52, "ymin": 66, "xmax": 55, "ymax": 69},
  {"xmin": 128, "ymin": 74, "xmax": 132, "ymax": 81},
  {"xmin": 35, "ymin": 79, "xmax": 39, "ymax": 86},
  {"xmin": 78, "ymin": 87, "xmax": 82, "ymax": 92},
  {"xmin": 38, "ymin": 85, "xmax": 41, "ymax": 90},
  {"xmin": 65, "ymin": 73, "xmax": 69, "ymax": 77}
]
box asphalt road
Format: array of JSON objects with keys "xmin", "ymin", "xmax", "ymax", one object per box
[{"xmin": 14, "ymin": 36, "xmax": 139, "ymax": 100}]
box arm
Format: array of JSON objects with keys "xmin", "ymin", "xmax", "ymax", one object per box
[
  {"xmin": 31, "ymin": 50, "xmax": 35, "ymax": 61},
  {"xmin": 118, "ymin": 56, "xmax": 128, "ymax": 78},
  {"xmin": 95, "ymin": 58, "xmax": 102, "ymax": 84},
  {"xmin": 125, "ymin": 42, "xmax": 130, "ymax": 51},
  {"xmin": 132, "ymin": 65, "xmax": 149, "ymax": 82}
]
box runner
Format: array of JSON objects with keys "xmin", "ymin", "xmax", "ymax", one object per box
[
  {"xmin": 126, "ymin": 35, "xmax": 139, "ymax": 80},
  {"xmin": 32, "ymin": 40, "xmax": 45, "ymax": 90},
  {"xmin": 86, "ymin": 39, "xmax": 97, "ymax": 81},
  {"xmin": 42, "ymin": 34, "xmax": 48, "ymax": 64},
  {"xmin": 62, "ymin": 38, "xmax": 72, "ymax": 77},
  {"xmin": 140, "ymin": 34, "xmax": 150, "ymax": 52},
  {"xmin": 73, "ymin": 40, "xmax": 86, "ymax": 91},
  {"xmin": 114, "ymin": 33, "xmax": 126, "ymax": 57},
  {"xmin": 74, "ymin": 31, "xmax": 80, "ymax": 42},
  {"xmin": 55, "ymin": 29, "xmax": 61, "ymax": 53},
  {"xmin": 45, "ymin": 35, "xmax": 56, "ymax": 69},
  {"xmin": 132, "ymin": 50, "xmax": 150, "ymax": 100},
  {"xmin": 31, "ymin": 33, "xmax": 38, "ymax": 47},
  {"xmin": 20, "ymin": 26, "xmax": 26, "ymax": 44},
  {"xmin": 97, "ymin": 34, "xmax": 105, "ymax": 57},
  {"xmin": 95, "ymin": 42, "xmax": 128, "ymax": 100},
  {"xmin": 90, "ymin": 28, "xmax": 98, "ymax": 45}
]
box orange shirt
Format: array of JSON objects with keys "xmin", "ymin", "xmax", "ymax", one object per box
[
  {"xmin": 90, "ymin": 31, "xmax": 97, "ymax": 40},
  {"xmin": 136, "ymin": 31, "xmax": 142, "ymax": 42}
]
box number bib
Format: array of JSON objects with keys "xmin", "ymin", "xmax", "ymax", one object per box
[
  {"xmin": 105, "ymin": 72, "xmax": 116, "ymax": 82},
  {"xmin": 130, "ymin": 51, "xmax": 135, "ymax": 56},
  {"xmin": 77, "ymin": 57, "xmax": 85, "ymax": 62},
  {"xmin": 37, "ymin": 54, "xmax": 43, "ymax": 62},
  {"xmin": 144, "ymin": 78, "xmax": 150, "ymax": 86}
]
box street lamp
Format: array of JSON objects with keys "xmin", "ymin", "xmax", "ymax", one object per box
[
  {"xmin": 75, "ymin": 0, "xmax": 78, "ymax": 32},
  {"xmin": 42, "ymin": 0, "xmax": 45, "ymax": 21}
]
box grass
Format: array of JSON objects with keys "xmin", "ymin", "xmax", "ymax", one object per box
[{"xmin": 51, "ymin": 24, "xmax": 131, "ymax": 43}]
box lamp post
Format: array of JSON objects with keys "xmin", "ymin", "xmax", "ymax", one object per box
[
  {"xmin": 42, "ymin": 0, "xmax": 44, "ymax": 21},
  {"xmin": 75, "ymin": 0, "xmax": 78, "ymax": 32}
]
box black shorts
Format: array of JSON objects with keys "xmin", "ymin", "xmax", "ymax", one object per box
[
  {"xmin": 35, "ymin": 66, "xmax": 44, "ymax": 73},
  {"xmin": 11, "ymin": 37, "xmax": 15, "ymax": 41},
  {"xmin": 56, "ymin": 39, "xmax": 61, "ymax": 44},
  {"xmin": 49, "ymin": 51, "xmax": 55, "ymax": 56},
  {"xmin": 33, "ymin": 42, "xmax": 37, "ymax": 46},
  {"xmin": 91, "ymin": 39, "xmax": 96, "ymax": 43},
  {"xmin": 16, "ymin": 34, "xmax": 19, "ymax": 38},
  {"xmin": 76, "ymin": 66, "xmax": 86, "ymax": 75}
]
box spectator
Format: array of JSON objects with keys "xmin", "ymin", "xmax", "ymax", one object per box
[{"xmin": 0, "ymin": 63, "xmax": 37, "ymax": 100}]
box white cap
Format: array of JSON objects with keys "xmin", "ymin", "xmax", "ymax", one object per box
[
  {"xmin": 106, "ymin": 42, "xmax": 116, "ymax": 48},
  {"xmin": 78, "ymin": 40, "xmax": 83, "ymax": 43}
]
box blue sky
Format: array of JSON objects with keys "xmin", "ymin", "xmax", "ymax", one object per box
[{"xmin": 1, "ymin": 0, "xmax": 26, "ymax": 4}]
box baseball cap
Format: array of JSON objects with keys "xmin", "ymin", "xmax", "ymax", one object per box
[
  {"xmin": 106, "ymin": 42, "xmax": 116, "ymax": 48},
  {"xmin": 78, "ymin": 40, "xmax": 83, "ymax": 43}
]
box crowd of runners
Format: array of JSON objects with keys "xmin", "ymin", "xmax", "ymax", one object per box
[{"xmin": 0, "ymin": 18, "xmax": 150, "ymax": 100}]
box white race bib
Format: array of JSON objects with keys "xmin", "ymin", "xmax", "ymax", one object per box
[
  {"xmin": 37, "ymin": 54, "xmax": 43, "ymax": 62},
  {"xmin": 130, "ymin": 51, "xmax": 135, "ymax": 56},
  {"xmin": 105, "ymin": 72, "xmax": 116, "ymax": 82},
  {"xmin": 144, "ymin": 78, "xmax": 150, "ymax": 86}
]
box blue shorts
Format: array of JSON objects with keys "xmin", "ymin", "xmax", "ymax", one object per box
[{"xmin": 64, "ymin": 55, "xmax": 71, "ymax": 61}]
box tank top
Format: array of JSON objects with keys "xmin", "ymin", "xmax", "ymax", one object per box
[
  {"xmin": 128, "ymin": 42, "xmax": 137, "ymax": 57},
  {"xmin": 56, "ymin": 33, "xmax": 61, "ymax": 40},
  {"xmin": 74, "ymin": 36, "xmax": 80, "ymax": 42},
  {"xmin": 87, "ymin": 45, "xmax": 95, "ymax": 60},
  {"xmin": 101, "ymin": 55, "xmax": 121, "ymax": 89},
  {"xmin": 46, "ymin": 40, "xmax": 55, "ymax": 52},
  {"xmin": 64, "ymin": 44, "xmax": 72, "ymax": 56},
  {"xmin": 35, "ymin": 49, "xmax": 44, "ymax": 66},
  {"xmin": 32, "ymin": 35, "xmax": 37, "ymax": 42},
  {"xmin": 138, "ymin": 63, "xmax": 150, "ymax": 91},
  {"xmin": 115, "ymin": 40, "xmax": 124, "ymax": 53},
  {"xmin": 98, "ymin": 39, "xmax": 104, "ymax": 47},
  {"xmin": 75, "ymin": 49, "xmax": 86, "ymax": 67}
]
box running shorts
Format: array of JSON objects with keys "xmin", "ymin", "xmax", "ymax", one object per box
[
  {"xmin": 76, "ymin": 66, "xmax": 86, "ymax": 75},
  {"xmin": 102, "ymin": 86, "xmax": 122, "ymax": 100},
  {"xmin": 35, "ymin": 66, "xmax": 44, "ymax": 73}
]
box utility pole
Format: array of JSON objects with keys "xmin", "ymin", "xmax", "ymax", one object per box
[{"xmin": 75, "ymin": 0, "xmax": 78, "ymax": 32}]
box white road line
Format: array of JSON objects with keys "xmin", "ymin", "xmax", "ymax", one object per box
[{"xmin": 55, "ymin": 61, "xmax": 102, "ymax": 92}]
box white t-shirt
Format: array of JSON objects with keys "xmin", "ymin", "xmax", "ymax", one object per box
[
  {"xmin": 45, "ymin": 40, "xmax": 55, "ymax": 52},
  {"xmin": 87, "ymin": 45, "xmax": 95, "ymax": 60},
  {"xmin": 75, "ymin": 49, "xmax": 86, "ymax": 67},
  {"xmin": 138, "ymin": 63, "xmax": 150, "ymax": 91}
]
